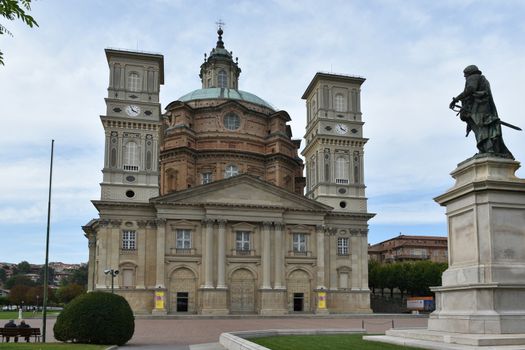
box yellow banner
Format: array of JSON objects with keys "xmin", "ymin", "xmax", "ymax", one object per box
[
  {"xmin": 318, "ymin": 291, "xmax": 326, "ymax": 309},
  {"xmin": 155, "ymin": 291, "xmax": 165, "ymax": 309}
]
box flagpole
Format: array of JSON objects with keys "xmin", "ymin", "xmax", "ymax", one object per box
[{"xmin": 43, "ymin": 139, "xmax": 54, "ymax": 342}]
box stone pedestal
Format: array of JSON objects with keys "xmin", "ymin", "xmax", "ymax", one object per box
[
  {"xmin": 200, "ymin": 288, "xmax": 229, "ymax": 315},
  {"xmin": 367, "ymin": 156, "xmax": 525, "ymax": 348},
  {"xmin": 259, "ymin": 289, "xmax": 287, "ymax": 315}
]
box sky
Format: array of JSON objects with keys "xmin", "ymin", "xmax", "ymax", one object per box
[{"xmin": 1, "ymin": 0, "xmax": 524, "ymax": 264}]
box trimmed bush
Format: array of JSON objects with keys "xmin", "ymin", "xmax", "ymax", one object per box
[{"xmin": 53, "ymin": 291, "xmax": 134, "ymax": 345}]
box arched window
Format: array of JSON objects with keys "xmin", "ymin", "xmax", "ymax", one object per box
[
  {"xmin": 225, "ymin": 164, "xmax": 239, "ymax": 178},
  {"xmin": 128, "ymin": 72, "xmax": 141, "ymax": 92},
  {"xmin": 335, "ymin": 94, "xmax": 345, "ymax": 112},
  {"xmin": 123, "ymin": 141, "xmax": 139, "ymax": 171},
  {"xmin": 335, "ymin": 156, "xmax": 348, "ymax": 183},
  {"xmin": 218, "ymin": 70, "xmax": 228, "ymax": 88}
]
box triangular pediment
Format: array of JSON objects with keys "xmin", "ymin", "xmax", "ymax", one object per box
[{"xmin": 151, "ymin": 174, "xmax": 332, "ymax": 211}]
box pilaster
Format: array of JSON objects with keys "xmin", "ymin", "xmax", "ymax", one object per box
[
  {"xmin": 202, "ymin": 219, "xmax": 214, "ymax": 288},
  {"xmin": 217, "ymin": 220, "xmax": 227, "ymax": 289},
  {"xmin": 155, "ymin": 218, "xmax": 166, "ymax": 288},
  {"xmin": 315, "ymin": 225, "xmax": 326, "ymax": 289},
  {"xmin": 274, "ymin": 222, "xmax": 284, "ymax": 289},
  {"xmin": 262, "ymin": 221, "xmax": 272, "ymax": 289}
]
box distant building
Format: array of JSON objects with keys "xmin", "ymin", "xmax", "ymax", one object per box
[
  {"xmin": 368, "ymin": 235, "xmax": 448, "ymax": 263},
  {"xmin": 0, "ymin": 289, "xmax": 9, "ymax": 297}
]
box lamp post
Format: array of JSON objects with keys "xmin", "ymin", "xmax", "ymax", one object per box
[
  {"xmin": 104, "ymin": 269, "xmax": 119, "ymax": 293},
  {"xmin": 36, "ymin": 295, "xmax": 39, "ymax": 312}
]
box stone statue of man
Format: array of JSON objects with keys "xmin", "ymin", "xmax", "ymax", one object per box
[{"xmin": 449, "ymin": 65, "xmax": 513, "ymax": 159}]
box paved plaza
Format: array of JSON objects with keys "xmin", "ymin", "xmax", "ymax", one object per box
[{"xmin": 27, "ymin": 314, "xmax": 427, "ymax": 348}]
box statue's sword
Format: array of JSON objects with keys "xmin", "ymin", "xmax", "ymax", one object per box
[{"xmin": 451, "ymin": 104, "xmax": 522, "ymax": 131}]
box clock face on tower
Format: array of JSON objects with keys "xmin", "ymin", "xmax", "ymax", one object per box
[
  {"xmin": 125, "ymin": 105, "xmax": 141, "ymax": 117},
  {"xmin": 335, "ymin": 123, "xmax": 348, "ymax": 135}
]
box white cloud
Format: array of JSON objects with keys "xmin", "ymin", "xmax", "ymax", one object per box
[{"xmin": 1, "ymin": 0, "xmax": 525, "ymax": 262}]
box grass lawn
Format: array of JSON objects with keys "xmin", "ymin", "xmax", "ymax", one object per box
[
  {"xmin": 0, "ymin": 312, "xmax": 59, "ymax": 320},
  {"xmin": 249, "ymin": 334, "xmax": 426, "ymax": 350},
  {"xmin": 0, "ymin": 312, "xmax": 21, "ymax": 320},
  {"xmin": 0, "ymin": 344, "xmax": 108, "ymax": 349}
]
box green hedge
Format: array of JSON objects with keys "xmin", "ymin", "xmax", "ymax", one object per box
[{"xmin": 53, "ymin": 292, "xmax": 134, "ymax": 345}]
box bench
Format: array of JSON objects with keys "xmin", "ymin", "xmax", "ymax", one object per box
[{"xmin": 0, "ymin": 327, "xmax": 41, "ymax": 342}]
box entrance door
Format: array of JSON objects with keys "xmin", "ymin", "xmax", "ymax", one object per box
[
  {"xmin": 169, "ymin": 268, "xmax": 196, "ymax": 313},
  {"xmin": 176, "ymin": 292, "xmax": 189, "ymax": 312},
  {"xmin": 287, "ymin": 269, "xmax": 311, "ymax": 312},
  {"xmin": 230, "ymin": 269, "xmax": 256, "ymax": 313},
  {"xmin": 293, "ymin": 293, "xmax": 304, "ymax": 311}
]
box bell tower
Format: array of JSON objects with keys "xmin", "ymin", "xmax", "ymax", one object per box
[
  {"xmin": 100, "ymin": 49, "xmax": 164, "ymax": 202},
  {"xmin": 301, "ymin": 72, "xmax": 368, "ymax": 212}
]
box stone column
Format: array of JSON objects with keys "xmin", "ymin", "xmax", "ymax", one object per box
[
  {"xmin": 350, "ymin": 230, "xmax": 360, "ymax": 290},
  {"xmin": 109, "ymin": 220, "xmax": 121, "ymax": 289},
  {"xmin": 262, "ymin": 221, "xmax": 272, "ymax": 289},
  {"xmin": 328, "ymin": 229, "xmax": 338, "ymax": 290},
  {"xmin": 217, "ymin": 220, "xmax": 227, "ymax": 289},
  {"xmin": 155, "ymin": 218, "xmax": 166, "ymax": 288},
  {"xmin": 316, "ymin": 225, "xmax": 326, "ymax": 289},
  {"xmin": 136, "ymin": 220, "xmax": 148, "ymax": 289},
  {"xmin": 274, "ymin": 222, "xmax": 284, "ymax": 289},
  {"xmin": 360, "ymin": 229, "xmax": 369, "ymax": 289},
  {"xmin": 203, "ymin": 219, "xmax": 214, "ymax": 288},
  {"xmin": 87, "ymin": 232, "xmax": 96, "ymax": 292},
  {"xmin": 95, "ymin": 220, "xmax": 109, "ymax": 289}
]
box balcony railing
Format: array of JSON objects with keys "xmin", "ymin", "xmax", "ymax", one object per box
[
  {"xmin": 336, "ymin": 178, "xmax": 349, "ymax": 184},
  {"xmin": 170, "ymin": 248, "xmax": 196, "ymax": 255},
  {"xmin": 124, "ymin": 165, "xmax": 139, "ymax": 172},
  {"xmin": 288, "ymin": 250, "xmax": 312, "ymax": 257},
  {"xmin": 231, "ymin": 249, "xmax": 256, "ymax": 256}
]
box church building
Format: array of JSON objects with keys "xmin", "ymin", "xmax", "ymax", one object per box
[{"xmin": 83, "ymin": 28, "xmax": 374, "ymax": 315}]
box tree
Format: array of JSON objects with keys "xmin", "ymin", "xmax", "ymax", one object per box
[
  {"xmin": 62, "ymin": 265, "xmax": 88, "ymax": 287},
  {"xmin": 368, "ymin": 260, "xmax": 380, "ymax": 294},
  {"xmin": 57, "ymin": 284, "xmax": 85, "ymax": 304},
  {"xmin": 8, "ymin": 284, "xmax": 30, "ymax": 305},
  {"xmin": 17, "ymin": 261, "xmax": 31, "ymax": 274},
  {"xmin": 0, "ymin": 268, "xmax": 6, "ymax": 283},
  {"xmin": 38, "ymin": 266, "xmax": 55, "ymax": 285},
  {"xmin": 54, "ymin": 292, "xmax": 135, "ymax": 345},
  {"xmin": 4, "ymin": 274, "xmax": 35, "ymax": 289},
  {"xmin": 0, "ymin": 0, "xmax": 39, "ymax": 65}
]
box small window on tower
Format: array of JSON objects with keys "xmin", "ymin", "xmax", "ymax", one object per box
[
  {"xmin": 335, "ymin": 93, "xmax": 345, "ymax": 112},
  {"xmin": 218, "ymin": 70, "xmax": 228, "ymax": 88},
  {"xmin": 128, "ymin": 72, "xmax": 141, "ymax": 92},
  {"xmin": 202, "ymin": 172, "xmax": 213, "ymax": 184}
]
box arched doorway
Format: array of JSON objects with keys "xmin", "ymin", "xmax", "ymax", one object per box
[
  {"xmin": 169, "ymin": 267, "xmax": 197, "ymax": 313},
  {"xmin": 287, "ymin": 269, "xmax": 311, "ymax": 312},
  {"xmin": 229, "ymin": 268, "xmax": 256, "ymax": 314}
]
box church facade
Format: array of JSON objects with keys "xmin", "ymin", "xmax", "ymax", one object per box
[{"xmin": 83, "ymin": 29, "xmax": 374, "ymax": 315}]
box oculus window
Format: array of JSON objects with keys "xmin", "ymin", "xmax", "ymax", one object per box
[{"xmin": 223, "ymin": 112, "xmax": 240, "ymax": 130}]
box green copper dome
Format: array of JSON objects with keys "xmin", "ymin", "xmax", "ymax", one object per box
[{"xmin": 178, "ymin": 88, "xmax": 275, "ymax": 111}]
